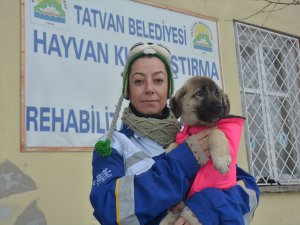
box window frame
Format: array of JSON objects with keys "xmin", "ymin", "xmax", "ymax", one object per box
[{"xmin": 234, "ymin": 21, "xmax": 300, "ymax": 192}]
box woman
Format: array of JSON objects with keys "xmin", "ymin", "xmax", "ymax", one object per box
[{"xmin": 90, "ymin": 42, "xmax": 259, "ymax": 225}]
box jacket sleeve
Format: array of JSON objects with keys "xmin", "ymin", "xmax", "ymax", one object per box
[
  {"xmin": 184, "ymin": 166, "xmax": 260, "ymax": 225},
  {"xmin": 90, "ymin": 142, "xmax": 199, "ymax": 225}
]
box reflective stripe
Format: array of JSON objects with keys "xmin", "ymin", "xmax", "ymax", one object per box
[
  {"xmin": 115, "ymin": 179, "xmax": 121, "ymax": 225},
  {"xmin": 237, "ymin": 180, "xmax": 258, "ymax": 225},
  {"xmin": 125, "ymin": 151, "xmax": 149, "ymax": 170},
  {"xmin": 116, "ymin": 175, "xmax": 140, "ymax": 225},
  {"xmin": 243, "ymin": 212, "xmax": 251, "ymax": 225}
]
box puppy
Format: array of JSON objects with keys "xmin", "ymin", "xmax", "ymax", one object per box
[
  {"xmin": 170, "ymin": 76, "xmax": 231, "ymax": 174},
  {"xmin": 160, "ymin": 77, "xmax": 245, "ymax": 225}
]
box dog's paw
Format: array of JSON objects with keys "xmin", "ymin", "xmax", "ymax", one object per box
[
  {"xmin": 159, "ymin": 210, "xmax": 181, "ymax": 225},
  {"xmin": 212, "ymin": 154, "xmax": 231, "ymax": 174},
  {"xmin": 208, "ymin": 129, "xmax": 231, "ymax": 174}
]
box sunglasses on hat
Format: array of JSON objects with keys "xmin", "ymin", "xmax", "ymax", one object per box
[{"xmin": 129, "ymin": 42, "xmax": 171, "ymax": 54}]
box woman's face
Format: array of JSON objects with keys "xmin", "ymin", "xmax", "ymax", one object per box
[{"xmin": 128, "ymin": 57, "xmax": 169, "ymax": 116}]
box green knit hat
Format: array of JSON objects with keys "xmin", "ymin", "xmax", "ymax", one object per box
[{"xmin": 122, "ymin": 42, "xmax": 174, "ymax": 100}]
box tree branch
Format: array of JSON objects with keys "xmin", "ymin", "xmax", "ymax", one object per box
[{"xmin": 239, "ymin": 0, "xmax": 300, "ymax": 24}]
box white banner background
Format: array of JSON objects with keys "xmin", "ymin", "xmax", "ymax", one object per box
[{"xmin": 23, "ymin": 0, "xmax": 222, "ymax": 150}]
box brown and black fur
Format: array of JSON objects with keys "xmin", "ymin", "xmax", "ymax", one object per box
[
  {"xmin": 170, "ymin": 76, "xmax": 230, "ymax": 127},
  {"xmin": 169, "ymin": 76, "xmax": 231, "ymax": 174}
]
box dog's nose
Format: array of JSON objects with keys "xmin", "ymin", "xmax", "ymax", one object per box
[
  {"xmin": 216, "ymin": 105, "xmax": 222, "ymax": 112},
  {"xmin": 214, "ymin": 103, "xmax": 224, "ymax": 115}
]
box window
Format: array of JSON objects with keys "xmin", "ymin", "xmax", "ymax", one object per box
[{"xmin": 234, "ymin": 22, "xmax": 300, "ymax": 186}]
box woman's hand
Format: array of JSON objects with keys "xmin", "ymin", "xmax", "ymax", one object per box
[
  {"xmin": 174, "ymin": 216, "xmax": 190, "ymax": 225},
  {"xmin": 184, "ymin": 128, "xmax": 212, "ymax": 166}
]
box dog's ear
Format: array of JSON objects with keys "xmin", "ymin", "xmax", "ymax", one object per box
[
  {"xmin": 169, "ymin": 86, "xmax": 187, "ymax": 118},
  {"xmin": 222, "ymin": 93, "xmax": 230, "ymax": 116}
]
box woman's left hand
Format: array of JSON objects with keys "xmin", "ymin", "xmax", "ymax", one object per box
[{"xmin": 174, "ymin": 216, "xmax": 190, "ymax": 225}]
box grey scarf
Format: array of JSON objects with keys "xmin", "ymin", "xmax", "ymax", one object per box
[{"xmin": 121, "ymin": 107, "xmax": 180, "ymax": 148}]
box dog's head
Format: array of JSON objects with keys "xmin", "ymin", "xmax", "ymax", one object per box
[{"xmin": 169, "ymin": 77, "xmax": 230, "ymax": 126}]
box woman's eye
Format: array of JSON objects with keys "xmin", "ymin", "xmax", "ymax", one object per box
[
  {"xmin": 154, "ymin": 78, "xmax": 164, "ymax": 84},
  {"xmin": 134, "ymin": 79, "xmax": 144, "ymax": 85}
]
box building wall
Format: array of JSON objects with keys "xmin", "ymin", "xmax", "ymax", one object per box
[{"xmin": 0, "ymin": 0, "xmax": 299, "ymax": 224}]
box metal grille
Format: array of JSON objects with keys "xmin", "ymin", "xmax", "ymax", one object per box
[{"xmin": 234, "ymin": 22, "xmax": 300, "ymax": 186}]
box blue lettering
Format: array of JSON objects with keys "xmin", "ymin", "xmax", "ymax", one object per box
[
  {"xmin": 125, "ymin": 19, "xmax": 187, "ymax": 45},
  {"xmin": 91, "ymin": 105, "xmax": 95, "ymax": 133},
  {"xmin": 34, "ymin": 30, "xmax": 47, "ymax": 53},
  {"xmin": 99, "ymin": 12, "xmax": 124, "ymax": 32},
  {"xmin": 73, "ymin": 38, "xmax": 84, "ymax": 60},
  {"xmin": 105, "ymin": 109, "xmax": 109, "ymax": 131},
  {"xmin": 178, "ymin": 29, "xmax": 183, "ymax": 45},
  {"xmin": 74, "ymin": 5, "xmax": 82, "ymax": 25},
  {"xmin": 211, "ymin": 62, "xmax": 219, "ymax": 80},
  {"xmin": 25, "ymin": 106, "xmax": 113, "ymax": 134},
  {"xmin": 60, "ymin": 35, "xmax": 73, "ymax": 58},
  {"xmin": 79, "ymin": 110, "xmax": 90, "ymax": 133},
  {"xmin": 48, "ymin": 34, "xmax": 62, "ymax": 57},
  {"xmin": 191, "ymin": 58, "xmax": 198, "ymax": 76},
  {"xmin": 155, "ymin": 24, "xmax": 162, "ymax": 41},
  {"xmin": 33, "ymin": 31, "xmax": 109, "ymax": 64},
  {"xmin": 136, "ymin": 19, "xmax": 143, "ymax": 37},
  {"xmin": 40, "ymin": 107, "xmax": 50, "ymax": 132},
  {"xmin": 114, "ymin": 45, "xmax": 126, "ymax": 66},
  {"xmin": 148, "ymin": 22, "xmax": 155, "ymax": 39},
  {"xmin": 82, "ymin": 7, "xmax": 92, "ymax": 27},
  {"xmin": 26, "ymin": 106, "xmax": 38, "ymax": 131},
  {"xmin": 183, "ymin": 26, "xmax": 187, "ymax": 45},
  {"xmin": 171, "ymin": 56, "xmax": 179, "ymax": 78},
  {"xmin": 96, "ymin": 42, "xmax": 109, "ymax": 64},
  {"xmin": 164, "ymin": 26, "xmax": 173, "ymax": 43},
  {"xmin": 96, "ymin": 112, "xmax": 105, "ymax": 134},
  {"xmin": 128, "ymin": 18, "xmax": 135, "ymax": 36},
  {"xmin": 177, "ymin": 56, "xmax": 187, "ymax": 75},
  {"xmin": 75, "ymin": 6, "xmax": 125, "ymax": 33},
  {"xmin": 107, "ymin": 14, "xmax": 116, "ymax": 32},
  {"xmin": 98, "ymin": 11, "xmax": 107, "ymax": 29},
  {"xmin": 65, "ymin": 110, "xmax": 78, "ymax": 132},
  {"xmin": 90, "ymin": 9, "xmax": 98, "ymax": 28},
  {"xmin": 116, "ymin": 15, "xmax": 125, "ymax": 33},
  {"xmin": 199, "ymin": 60, "xmax": 210, "ymax": 76},
  {"xmin": 162, "ymin": 22, "xmax": 165, "ymax": 41},
  {"xmin": 172, "ymin": 28, "xmax": 178, "ymax": 44},
  {"xmin": 84, "ymin": 41, "xmax": 97, "ymax": 62},
  {"xmin": 187, "ymin": 57, "xmax": 191, "ymax": 75},
  {"xmin": 52, "ymin": 108, "xmax": 64, "ymax": 132},
  {"xmin": 171, "ymin": 55, "xmax": 219, "ymax": 79}
]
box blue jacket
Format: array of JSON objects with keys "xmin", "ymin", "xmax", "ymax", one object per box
[{"xmin": 90, "ymin": 125, "xmax": 259, "ymax": 225}]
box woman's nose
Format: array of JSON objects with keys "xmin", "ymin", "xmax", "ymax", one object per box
[{"xmin": 145, "ymin": 81, "xmax": 155, "ymax": 94}]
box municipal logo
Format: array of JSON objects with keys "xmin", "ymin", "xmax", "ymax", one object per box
[
  {"xmin": 33, "ymin": 0, "xmax": 66, "ymax": 23},
  {"xmin": 191, "ymin": 22, "xmax": 213, "ymax": 54},
  {"xmin": 31, "ymin": 0, "xmax": 68, "ymax": 29}
]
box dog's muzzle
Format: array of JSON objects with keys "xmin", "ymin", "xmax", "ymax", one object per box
[{"xmin": 197, "ymin": 101, "xmax": 225, "ymax": 122}]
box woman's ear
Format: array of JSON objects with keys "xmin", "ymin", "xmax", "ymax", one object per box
[{"xmin": 169, "ymin": 86, "xmax": 187, "ymax": 118}]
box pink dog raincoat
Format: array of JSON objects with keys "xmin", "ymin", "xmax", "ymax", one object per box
[{"xmin": 176, "ymin": 116, "xmax": 245, "ymax": 197}]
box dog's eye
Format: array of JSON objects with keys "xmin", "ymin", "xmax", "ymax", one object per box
[
  {"xmin": 195, "ymin": 90, "xmax": 206, "ymax": 97},
  {"xmin": 215, "ymin": 90, "xmax": 220, "ymax": 97}
]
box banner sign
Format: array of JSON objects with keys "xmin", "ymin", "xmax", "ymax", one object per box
[{"xmin": 22, "ymin": 0, "xmax": 222, "ymax": 151}]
